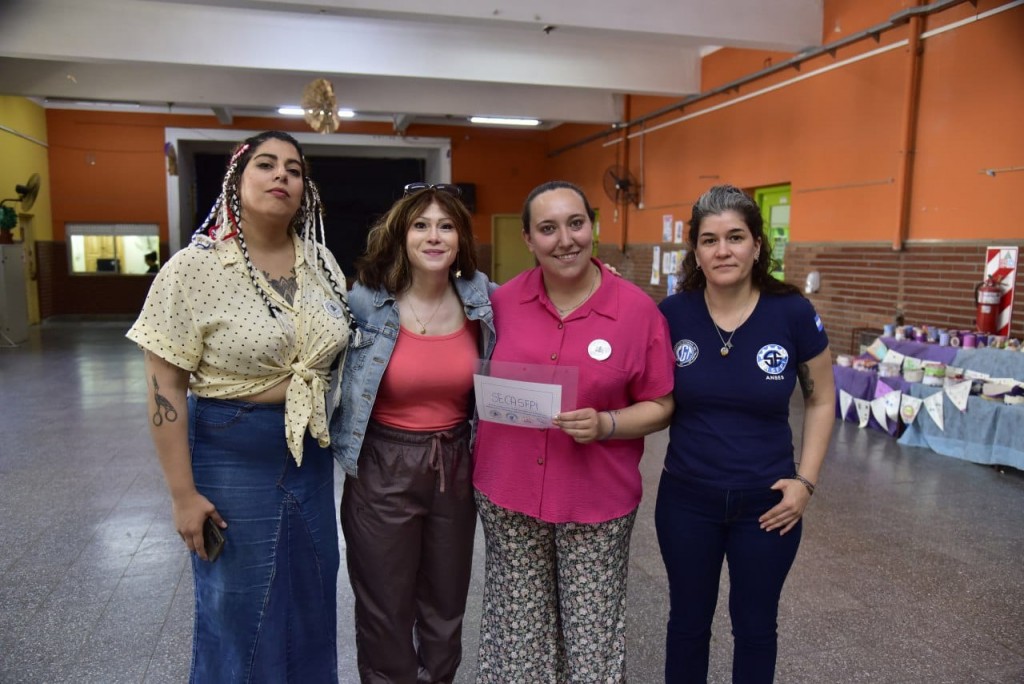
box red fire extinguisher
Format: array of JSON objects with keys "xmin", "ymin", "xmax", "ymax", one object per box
[{"xmin": 975, "ymin": 277, "xmax": 1002, "ymax": 334}]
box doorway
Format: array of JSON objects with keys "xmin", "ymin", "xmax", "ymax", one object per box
[
  {"xmin": 193, "ymin": 153, "xmax": 423, "ymax": 279},
  {"xmin": 166, "ymin": 128, "xmax": 453, "ymax": 270},
  {"xmin": 753, "ymin": 184, "xmax": 791, "ymax": 280},
  {"xmin": 491, "ymin": 214, "xmax": 534, "ymax": 284}
]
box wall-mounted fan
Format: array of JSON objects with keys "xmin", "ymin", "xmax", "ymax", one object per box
[
  {"xmin": 2, "ymin": 173, "xmax": 41, "ymax": 212},
  {"xmin": 1, "ymin": 174, "xmax": 40, "ymax": 242},
  {"xmin": 602, "ymin": 165, "xmax": 640, "ymax": 207},
  {"xmin": 301, "ymin": 78, "xmax": 340, "ymax": 134}
]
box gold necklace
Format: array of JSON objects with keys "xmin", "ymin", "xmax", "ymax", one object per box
[
  {"xmin": 406, "ymin": 291, "xmax": 446, "ymax": 334},
  {"xmin": 706, "ymin": 291, "xmax": 755, "ymax": 357},
  {"xmin": 550, "ymin": 265, "xmax": 598, "ymax": 316}
]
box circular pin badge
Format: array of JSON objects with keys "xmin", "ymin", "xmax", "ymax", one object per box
[
  {"xmin": 323, "ymin": 299, "xmax": 344, "ymax": 318},
  {"xmin": 588, "ymin": 338, "xmax": 612, "ymax": 361}
]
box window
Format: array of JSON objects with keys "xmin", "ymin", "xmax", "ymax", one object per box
[{"xmin": 66, "ymin": 223, "xmax": 160, "ymax": 275}]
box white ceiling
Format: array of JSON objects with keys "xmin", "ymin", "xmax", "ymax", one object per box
[{"xmin": 0, "ymin": 0, "xmax": 823, "ymax": 129}]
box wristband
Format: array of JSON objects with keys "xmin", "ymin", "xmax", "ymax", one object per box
[
  {"xmin": 598, "ymin": 409, "xmax": 614, "ymax": 440},
  {"xmin": 792, "ymin": 473, "xmax": 816, "ymax": 495}
]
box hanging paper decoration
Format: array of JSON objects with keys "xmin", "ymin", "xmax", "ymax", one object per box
[
  {"xmin": 923, "ymin": 391, "xmax": 944, "ymax": 431},
  {"xmin": 301, "ymin": 78, "xmax": 340, "ymax": 134},
  {"xmin": 882, "ymin": 349, "xmax": 906, "ymax": 367},
  {"xmin": 870, "ymin": 396, "xmax": 889, "ymax": 430},
  {"xmin": 944, "ymin": 379, "xmax": 972, "ymax": 412},
  {"xmin": 884, "ymin": 390, "xmax": 902, "ymax": 421},
  {"xmin": 865, "ymin": 338, "xmax": 888, "ymax": 361},
  {"xmin": 839, "ymin": 389, "xmax": 853, "ymax": 421},
  {"xmin": 900, "ymin": 394, "xmax": 923, "ymax": 424},
  {"xmin": 854, "ymin": 398, "xmax": 871, "ymax": 428}
]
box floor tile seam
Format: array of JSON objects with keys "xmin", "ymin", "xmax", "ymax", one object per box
[
  {"xmin": 67, "ymin": 535, "xmax": 144, "ymax": 660},
  {"xmin": 140, "ymin": 561, "xmax": 192, "ymax": 684}
]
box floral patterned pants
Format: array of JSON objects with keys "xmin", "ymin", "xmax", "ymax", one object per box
[{"xmin": 474, "ymin": 491, "xmax": 637, "ymax": 684}]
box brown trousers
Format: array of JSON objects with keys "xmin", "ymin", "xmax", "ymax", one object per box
[{"xmin": 341, "ymin": 420, "xmax": 476, "ymax": 684}]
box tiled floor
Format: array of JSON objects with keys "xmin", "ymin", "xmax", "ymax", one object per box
[{"xmin": 1, "ymin": 320, "xmax": 1022, "ymax": 683}]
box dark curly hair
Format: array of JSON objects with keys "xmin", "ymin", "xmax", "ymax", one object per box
[{"xmin": 679, "ymin": 184, "xmax": 800, "ymax": 296}]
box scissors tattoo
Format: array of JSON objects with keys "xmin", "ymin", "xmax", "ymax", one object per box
[{"xmin": 151, "ymin": 375, "xmax": 179, "ymax": 426}]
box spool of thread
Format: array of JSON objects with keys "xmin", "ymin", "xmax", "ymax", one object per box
[
  {"xmin": 976, "ymin": 333, "xmax": 988, "ymax": 348},
  {"xmin": 962, "ymin": 332, "xmax": 977, "ymax": 348},
  {"xmin": 883, "ymin": 324, "xmax": 895, "ymax": 337},
  {"xmin": 939, "ymin": 331, "xmax": 950, "ymax": 346}
]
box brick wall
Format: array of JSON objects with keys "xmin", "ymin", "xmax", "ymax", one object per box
[
  {"xmin": 594, "ymin": 240, "xmax": 1024, "ymax": 359},
  {"xmin": 786, "ymin": 241, "xmax": 1024, "ymax": 356},
  {"xmin": 596, "ymin": 242, "xmax": 671, "ymax": 301},
  {"xmin": 36, "ymin": 241, "xmax": 157, "ymax": 319},
  {"xmin": 41, "ymin": 236, "xmax": 1018, "ymax": 350}
]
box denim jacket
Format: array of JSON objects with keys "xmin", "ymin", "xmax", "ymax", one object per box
[{"xmin": 329, "ymin": 270, "xmax": 496, "ymax": 477}]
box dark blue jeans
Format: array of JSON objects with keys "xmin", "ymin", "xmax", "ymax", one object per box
[
  {"xmin": 188, "ymin": 396, "xmax": 339, "ymax": 684},
  {"xmin": 655, "ymin": 470, "xmax": 801, "ymax": 684}
]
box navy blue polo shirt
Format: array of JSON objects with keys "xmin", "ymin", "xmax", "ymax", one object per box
[{"xmin": 658, "ymin": 289, "xmax": 828, "ymax": 489}]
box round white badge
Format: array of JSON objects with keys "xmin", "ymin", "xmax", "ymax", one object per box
[{"xmin": 588, "ymin": 339, "xmax": 612, "ymax": 361}]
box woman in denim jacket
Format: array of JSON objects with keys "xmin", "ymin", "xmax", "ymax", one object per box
[{"xmin": 330, "ymin": 183, "xmax": 495, "ymax": 684}]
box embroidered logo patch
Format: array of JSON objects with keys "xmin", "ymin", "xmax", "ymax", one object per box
[
  {"xmin": 814, "ymin": 314, "xmax": 824, "ymax": 331},
  {"xmin": 757, "ymin": 344, "xmax": 789, "ymax": 375},
  {"xmin": 673, "ymin": 339, "xmax": 699, "ymax": 367}
]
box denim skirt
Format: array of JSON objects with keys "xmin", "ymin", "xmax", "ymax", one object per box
[{"xmin": 187, "ymin": 395, "xmax": 339, "ymax": 684}]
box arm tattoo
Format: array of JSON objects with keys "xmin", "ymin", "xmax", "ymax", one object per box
[
  {"xmin": 151, "ymin": 374, "xmax": 179, "ymax": 426},
  {"xmin": 797, "ymin": 362, "xmax": 814, "ymax": 399},
  {"xmin": 263, "ymin": 268, "xmax": 298, "ymax": 305}
]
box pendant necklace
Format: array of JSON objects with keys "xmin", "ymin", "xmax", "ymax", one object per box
[
  {"xmin": 406, "ymin": 290, "xmax": 446, "ymax": 334},
  {"xmin": 551, "ymin": 265, "xmax": 598, "ymax": 317},
  {"xmin": 707, "ymin": 291, "xmax": 755, "ymax": 357}
]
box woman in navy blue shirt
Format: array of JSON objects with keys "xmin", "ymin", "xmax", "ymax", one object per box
[{"xmin": 657, "ymin": 184, "xmax": 835, "ymax": 683}]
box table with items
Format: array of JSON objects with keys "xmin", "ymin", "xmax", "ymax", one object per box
[{"xmin": 834, "ymin": 337, "xmax": 1024, "ymax": 470}]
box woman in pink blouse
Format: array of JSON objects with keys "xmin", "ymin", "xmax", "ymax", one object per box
[{"xmin": 472, "ymin": 181, "xmax": 675, "ymax": 682}]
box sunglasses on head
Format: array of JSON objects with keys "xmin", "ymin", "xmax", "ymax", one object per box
[{"xmin": 403, "ymin": 182, "xmax": 462, "ymax": 198}]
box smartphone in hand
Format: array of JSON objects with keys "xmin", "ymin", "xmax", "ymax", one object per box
[{"xmin": 202, "ymin": 517, "xmax": 226, "ymax": 562}]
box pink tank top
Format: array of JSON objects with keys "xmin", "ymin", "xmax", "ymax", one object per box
[{"xmin": 372, "ymin": 320, "xmax": 480, "ymax": 430}]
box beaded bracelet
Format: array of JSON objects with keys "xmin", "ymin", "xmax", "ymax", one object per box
[
  {"xmin": 599, "ymin": 410, "xmax": 617, "ymax": 441},
  {"xmin": 792, "ymin": 473, "xmax": 816, "ymax": 496}
]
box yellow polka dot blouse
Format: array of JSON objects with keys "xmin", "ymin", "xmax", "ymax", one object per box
[{"xmin": 127, "ymin": 233, "xmax": 351, "ymax": 465}]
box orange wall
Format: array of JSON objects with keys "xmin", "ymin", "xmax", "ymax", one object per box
[
  {"xmin": 45, "ymin": 111, "xmax": 548, "ymax": 247},
  {"xmin": 546, "ymin": 0, "xmax": 1024, "ymax": 246},
  {"xmin": 417, "ymin": 124, "xmax": 549, "ymax": 231},
  {"xmin": 41, "ymin": 0, "xmax": 1024, "ymax": 265}
]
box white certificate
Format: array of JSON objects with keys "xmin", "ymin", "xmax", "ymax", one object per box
[{"xmin": 474, "ymin": 375, "xmax": 562, "ymax": 429}]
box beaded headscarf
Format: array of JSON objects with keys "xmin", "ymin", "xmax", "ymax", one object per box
[{"xmin": 190, "ymin": 131, "xmax": 352, "ymax": 329}]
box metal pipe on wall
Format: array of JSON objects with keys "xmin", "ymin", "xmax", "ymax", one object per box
[
  {"xmin": 893, "ymin": 0, "xmax": 927, "ymax": 252},
  {"xmin": 548, "ymin": 0, "xmax": 971, "ymax": 158},
  {"xmin": 619, "ymin": 95, "xmax": 632, "ymax": 252}
]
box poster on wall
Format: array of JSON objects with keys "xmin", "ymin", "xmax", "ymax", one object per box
[
  {"xmin": 985, "ymin": 246, "xmax": 1018, "ymax": 337},
  {"xmin": 662, "ymin": 215, "xmax": 673, "ymax": 243}
]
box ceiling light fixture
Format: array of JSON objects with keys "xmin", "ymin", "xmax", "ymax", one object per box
[
  {"xmin": 278, "ymin": 106, "xmax": 354, "ymax": 118},
  {"xmin": 49, "ymin": 99, "xmax": 139, "ymax": 108},
  {"xmin": 469, "ymin": 116, "xmax": 541, "ymax": 127}
]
